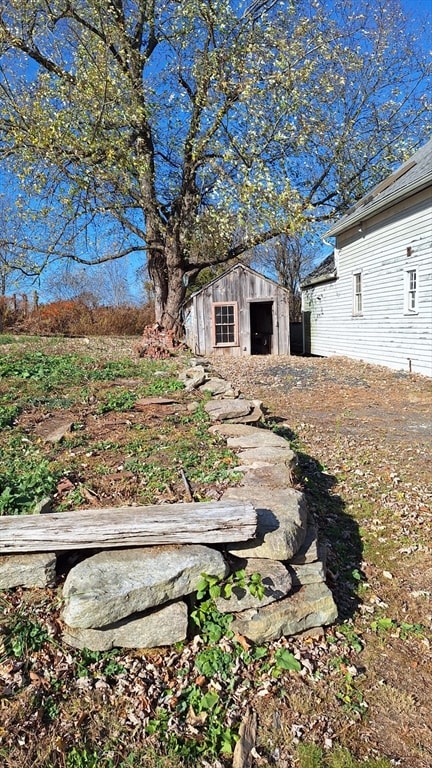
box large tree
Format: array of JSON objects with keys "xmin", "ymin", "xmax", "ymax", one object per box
[{"xmin": 0, "ymin": 0, "xmax": 430, "ymax": 330}]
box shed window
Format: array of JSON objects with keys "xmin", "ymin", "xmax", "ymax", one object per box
[
  {"xmin": 213, "ymin": 302, "xmax": 238, "ymax": 346},
  {"xmin": 405, "ymin": 269, "xmax": 418, "ymax": 313},
  {"xmin": 353, "ymin": 272, "xmax": 362, "ymax": 315}
]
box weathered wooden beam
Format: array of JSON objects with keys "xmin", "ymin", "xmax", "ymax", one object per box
[{"xmin": 0, "ymin": 501, "xmax": 257, "ymax": 554}]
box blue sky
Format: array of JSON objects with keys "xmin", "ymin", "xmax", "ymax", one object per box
[
  {"xmin": 401, "ymin": 0, "xmax": 431, "ymax": 43},
  {"xmin": 3, "ymin": 0, "xmax": 431, "ymax": 303}
]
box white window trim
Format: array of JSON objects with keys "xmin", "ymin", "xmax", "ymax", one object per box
[
  {"xmin": 404, "ymin": 268, "xmax": 418, "ymax": 314},
  {"xmin": 212, "ymin": 301, "xmax": 239, "ymax": 347},
  {"xmin": 352, "ymin": 271, "xmax": 363, "ymax": 316}
]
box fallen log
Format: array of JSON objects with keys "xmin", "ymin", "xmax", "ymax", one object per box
[{"xmin": 0, "ymin": 500, "xmax": 257, "ymax": 554}]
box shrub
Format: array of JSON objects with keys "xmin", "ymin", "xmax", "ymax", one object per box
[{"xmin": 18, "ymin": 300, "xmax": 155, "ymax": 337}]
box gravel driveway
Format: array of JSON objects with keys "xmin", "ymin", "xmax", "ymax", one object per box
[
  {"xmin": 211, "ymin": 353, "xmax": 432, "ymax": 454},
  {"xmin": 210, "ymin": 353, "xmax": 432, "ymax": 766}
]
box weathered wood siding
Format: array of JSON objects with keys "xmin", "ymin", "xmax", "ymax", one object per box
[
  {"xmin": 302, "ymin": 188, "xmax": 432, "ymax": 377},
  {"xmin": 184, "ymin": 265, "xmax": 290, "ymax": 356}
]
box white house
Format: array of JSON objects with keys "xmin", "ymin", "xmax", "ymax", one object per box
[{"xmin": 301, "ymin": 139, "xmax": 432, "ymax": 377}]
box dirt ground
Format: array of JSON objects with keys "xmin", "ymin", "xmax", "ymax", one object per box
[
  {"xmin": 2, "ymin": 339, "xmax": 432, "ymax": 767},
  {"xmin": 210, "ymin": 352, "xmax": 432, "ymax": 766}
]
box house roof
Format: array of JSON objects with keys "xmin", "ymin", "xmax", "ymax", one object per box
[
  {"xmin": 300, "ymin": 252, "xmax": 336, "ymax": 289},
  {"xmin": 326, "ymin": 138, "xmax": 432, "ymax": 237},
  {"xmin": 183, "ymin": 262, "xmax": 288, "ymax": 303}
]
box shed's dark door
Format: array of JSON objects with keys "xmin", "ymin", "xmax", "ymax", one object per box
[{"xmin": 250, "ymin": 302, "xmax": 273, "ymax": 354}]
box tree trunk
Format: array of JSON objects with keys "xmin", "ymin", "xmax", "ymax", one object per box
[
  {"xmin": 160, "ymin": 262, "xmax": 187, "ymax": 334},
  {"xmin": 148, "ymin": 249, "xmax": 168, "ymax": 326},
  {"xmin": 148, "ymin": 238, "xmax": 188, "ymax": 335}
]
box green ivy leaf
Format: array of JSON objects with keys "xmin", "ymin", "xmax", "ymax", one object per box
[{"xmin": 274, "ymin": 649, "xmax": 302, "ymax": 672}]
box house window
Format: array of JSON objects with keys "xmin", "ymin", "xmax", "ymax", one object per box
[
  {"xmin": 353, "ymin": 272, "xmax": 362, "ymax": 315},
  {"xmin": 213, "ymin": 302, "xmax": 238, "ymax": 346},
  {"xmin": 406, "ymin": 269, "xmax": 418, "ymax": 313}
]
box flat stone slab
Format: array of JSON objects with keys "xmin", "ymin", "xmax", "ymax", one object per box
[
  {"xmin": 211, "ymin": 426, "xmax": 295, "ymax": 468},
  {"xmin": 63, "ymin": 601, "xmax": 188, "ymax": 651},
  {"xmin": 204, "ymin": 399, "xmax": 253, "ymax": 422},
  {"xmin": 198, "ymin": 378, "xmax": 239, "ymax": 398},
  {"xmin": 231, "ymin": 582, "xmax": 338, "ymax": 643},
  {"xmin": 224, "ymin": 486, "xmax": 308, "ymax": 560},
  {"xmin": 135, "ymin": 397, "xmax": 179, "ymax": 407},
  {"xmin": 215, "ymin": 559, "xmax": 292, "ymax": 613},
  {"xmin": 234, "ymin": 463, "xmax": 296, "ymax": 490},
  {"xmin": 235, "ymin": 445, "xmax": 296, "ymax": 467},
  {"xmin": 226, "ymin": 403, "xmax": 263, "ymax": 424},
  {"xmin": 289, "ymin": 523, "xmax": 320, "ymax": 565},
  {"xmin": 288, "ymin": 559, "xmax": 326, "ymax": 587},
  {"xmin": 62, "ymin": 544, "xmax": 228, "ymax": 629},
  {"xmin": 226, "ymin": 431, "xmax": 294, "ymax": 450},
  {"xmin": 178, "ymin": 366, "xmax": 207, "ymax": 389},
  {"xmin": 0, "ymin": 552, "xmax": 56, "ymax": 589},
  {"xmin": 34, "ymin": 416, "xmax": 74, "ymax": 444},
  {"xmin": 209, "ymin": 424, "xmax": 265, "ymax": 439}
]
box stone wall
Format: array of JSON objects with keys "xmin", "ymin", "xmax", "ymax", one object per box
[{"xmin": 0, "ymin": 359, "xmax": 337, "ymax": 650}]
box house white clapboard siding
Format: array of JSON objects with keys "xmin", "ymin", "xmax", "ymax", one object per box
[{"xmin": 301, "ymin": 140, "xmax": 432, "ymax": 377}]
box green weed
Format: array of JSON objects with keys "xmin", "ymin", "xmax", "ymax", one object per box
[
  {"xmin": 195, "ymin": 646, "xmax": 235, "ymax": 680},
  {"xmin": 0, "ymin": 403, "xmax": 20, "ymax": 429},
  {"xmin": 190, "ymin": 597, "xmax": 234, "ymax": 643},
  {"xmin": 147, "ymin": 686, "xmax": 238, "ymax": 760},
  {"xmin": 143, "ymin": 377, "xmax": 184, "ymax": 395},
  {"xmin": 65, "ymin": 746, "xmax": 101, "ymax": 768},
  {"xmin": 195, "ymin": 569, "xmax": 265, "ymax": 602},
  {"xmin": 73, "ymin": 648, "xmax": 126, "ymax": 678},
  {"xmin": 3, "ymin": 612, "xmax": 50, "ymax": 659},
  {"xmin": 0, "ymin": 436, "xmax": 60, "ymax": 515},
  {"xmin": 191, "ymin": 570, "xmax": 266, "ymax": 644},
  {"xmin": 370, "ymin": 616, "xmax": 427, "ymax": 640},
  {"xmin": 337, "ymin": 621, "xmax": 363, "ymax": 652},
  {"xmin": 273, "ymin": 647, "xmax": 302, "ymax": 673},
  {"xmin": 96, "ymin": 389, "xmax": 137, "ymax": 414},
  {"xmin": 0, "ymin": 351, "xmax": 84, "ymax": 386}
]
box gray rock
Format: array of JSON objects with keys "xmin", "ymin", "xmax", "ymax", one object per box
[
  {"xmin": 288, "ymin": 560, "xmax": 326, "ymax": 586},
  {"xmin": 226, "ymin": 430, "xmax": 293, "ymax": 450},
  {"xmin": 235, "ymin": 463, "xmax": 296, "ymax": 490},
  {"xmin": 62, "ymin": 601, "xmax": 188, "ymax": 651},
  {"xmin": 204, "ymin": 399, "xmax": 253, "ymax": 422},
  {"xmin": 188, "ymin": 358, "xmax": 212, "ymax": 369},
  {"xmin": 198, "ymin": 378, "xmax": 239, "ymax": 398},
  {"xmin": 209, "ymin": 423, "xmax": 297, "ymax": 468},
  {"xmin": 226, "ymin": 402, "xmax": 264, "ymax": 424},
  {"xmin": 0, "ymin": 552, "xmax": 56, "ymax": 589},
  {"xmin": 62, "ymin": 544, "xmax": 228, "ymax": 629},
  {"xmin": 178, "ymin": 366, "xmax": 208, "ymax": 389},
  {"xmin": 32, "ymin": 497, "xmax": 53, "ymax": 515},
  {"xmin": 34, "ymin": 417, "xmax": 74, "ymax": 444},
  {"xmin": 209, "ymin": 424, "xmax": 266, "ymax": 439},
  {"xmin": 289, "ymin": 523, "xmax": 320, "ymax": 564},
  {"xmin": 215, "ymin": 559, "xmax": 292, "ymax": 613},
  {"xmin": 231, "ymin": 582, "xmax": 338, "ymax": 643},
  {"xmin": 235, "ymin": 445, "xmax": 295, "ymax": 467},
  {"xmin": 224, "ymin": 486, "xmax": 308, "ymax": 560}
]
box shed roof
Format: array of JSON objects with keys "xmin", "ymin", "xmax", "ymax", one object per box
[
  {"xmin": 183, "ymin": 263, "xmax": 288, "ymax": 304},
  {"xmin": 326, "ymin": 138, "xmax": 432, "ymax": 237},
  {"xmin": 300, "ymin": 252, "xmax": 336, "ymax": 289}
]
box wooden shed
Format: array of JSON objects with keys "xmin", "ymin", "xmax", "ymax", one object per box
[{"xmin": 182, "ymin": 264, "xmax": 290, "ymax": 357}]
